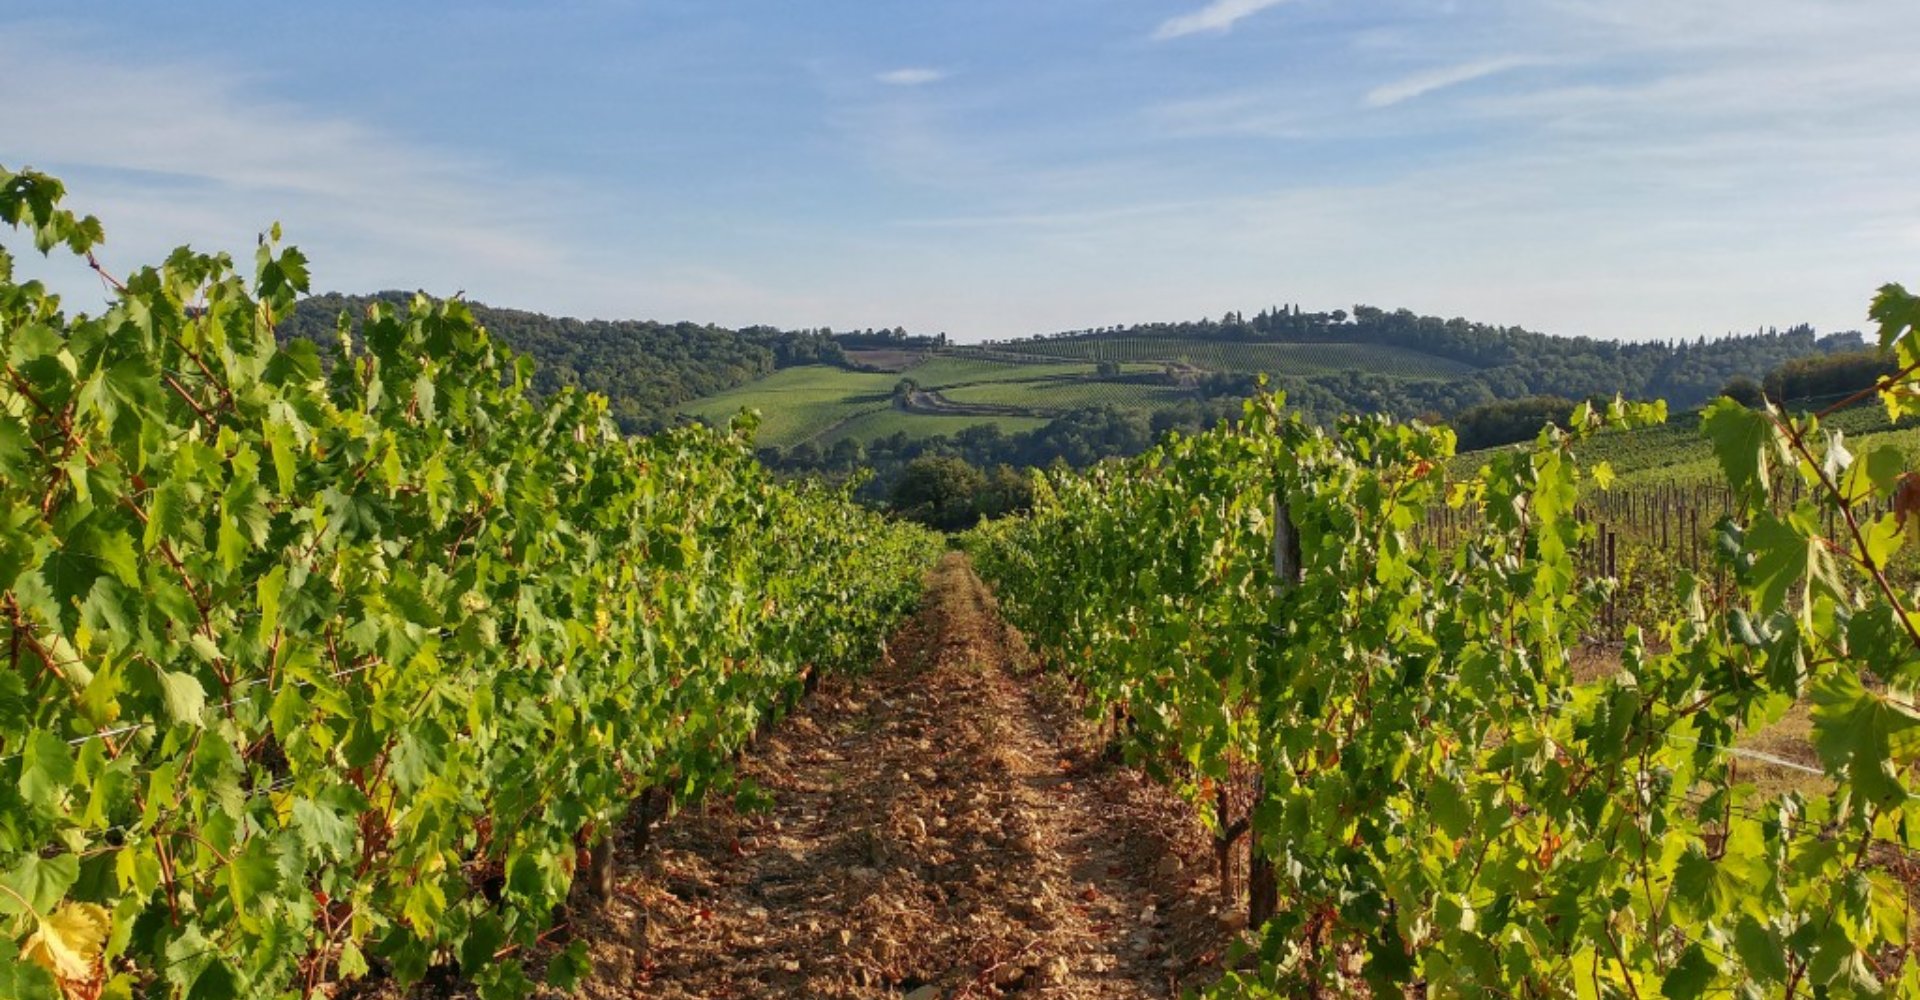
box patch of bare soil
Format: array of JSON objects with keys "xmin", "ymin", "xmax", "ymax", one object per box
[{"xmin": 565, "ymin": 553, "xmax": 1234, "ymax": 999}]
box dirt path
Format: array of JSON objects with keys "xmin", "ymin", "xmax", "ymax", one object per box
[{"xmin": 567, "ymin": 553, "xmax": 1234, "ymax": 999}]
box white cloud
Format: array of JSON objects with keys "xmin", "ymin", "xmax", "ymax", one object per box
[
  {"xmin": 876, "ymin": 67, "xmax": 948, "ymax": 86},
  {"xmin": 1364, "ymin": 56, "xmax": 1538, "ymax": 108},
  {"xmin": 1154, "ymin": 0, "xmax": 1294, "ymax": 40},
  {"xmin": 0, "ymin": 27, "xmax": 677, "ymax": 325}
]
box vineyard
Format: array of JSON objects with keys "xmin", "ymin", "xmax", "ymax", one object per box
[
  {"xmin": 968, "ymin": 306, "xmax": 1920, "ymax": 995},
  {"xmin": 0, "ymin": 170, "xmax": 939, "ymax": 998},
  {"xmin": 13, "ymin": 157, "xmax": 1920, "ymax": 1000},
  {"xmin": 976, "ymin": 337, "xmax": 1475, "ymax": 380}
]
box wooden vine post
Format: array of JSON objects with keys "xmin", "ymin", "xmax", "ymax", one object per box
[{"xmin": 1250, "ymin": 496, "xmax": 1301, "ymax": 929}]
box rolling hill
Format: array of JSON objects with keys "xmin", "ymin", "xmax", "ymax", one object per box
[{"xmin": 284, "ymin": 292, "xmax": 1872, "ymax": 491}]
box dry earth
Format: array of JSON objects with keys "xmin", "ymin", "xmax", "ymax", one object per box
[{"xmin": 558, "ymin": 553, "xmax": 1237, "ymax": 999}]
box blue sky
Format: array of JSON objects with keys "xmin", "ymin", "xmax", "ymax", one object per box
[{"xmin": 5, "ymin": 0, "xmax": 1918, "ymax": 342}]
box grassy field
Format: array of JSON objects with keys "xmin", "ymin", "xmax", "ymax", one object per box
[
  {"xmin": 676, "ymin": 367, "xmax": 899, "ymax": 447},
  {"xmin": 677, "ymin": 332, "xmax": 1231, "ymax": 449},
  {"xmin": 902, "ymin": 358, "xmax": 1103, "ymax": 388},
  {"xmin": 678, "ymin": 335, "xmax": 1482, "ymax": 449},
  {"xmin": 939, "ymin": 378, "xmax": 1195, "ymax": 412},
  {"xmin": 674, "ymin": 358, "xmax": 1175, "ymax": 449},
  {"xmin": 980, "ymin": 337, "xmax": 1474, "ymax": 379},
  {"xmin": 818, "ymin": 408, "xmax": 1052, "ymax": 446}
]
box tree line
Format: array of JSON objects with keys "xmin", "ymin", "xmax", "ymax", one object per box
[
  {"xmin": 991, "ymin": 305, "xmax": 1867, "ymax": 414},
  {"xmin": 281, "ymin": 293, "xmax": 853, "ymax": 434}
]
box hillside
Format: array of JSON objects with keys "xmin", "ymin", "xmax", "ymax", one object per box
[
  {"xmin": 676, "ymin": 358, "xmax": 1184, "ymax": 450},
  {"xmin": 983, "ymin": 305, "xmax": 1866, "ymax": 416},
  {"xmin": 281, "ymin": 292, "xmax": 848, "ymax": 433},
  {"xmin": 282, "ymin": 293, "xmax": 1870, "ymax": 493},
  {"xmin": 671, "ymin": 305, "xmax": 1865, "ymax": 502}
]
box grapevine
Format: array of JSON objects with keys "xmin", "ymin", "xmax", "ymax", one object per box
[
  {"xmin": 0, "ymin": 167, "xmax": 939, "ymax": 999},
  {"xmin": 972, "ymin": 314, "xmax": 1920, "ymax": 995}
]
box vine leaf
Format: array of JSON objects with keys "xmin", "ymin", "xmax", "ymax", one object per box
[
  {"xmin": 0, "ymin": 855, "xmax": 78, "ymax": 918},
  {"xmin": 19, "ymin": 901, "xmax": 109, "ymax": 984},
  {"xmin": 1811, "ymin": 670, "xmax": 1920, "ymax": 804},
  {"xmin": 1660, "ymin": 942, "xmax": 1717, "ymax": 1000},
  {"xmin": 156, "ymin": 670, "xmax": 207, "ymax": 728},
  {"xmin": 1747, "ymin": 515, "xmax": 1838, "ymax": 619},
  {"xmin": 1701, "ymin": 398, "xmax": 1782, "ymax": 508},
  {"xmin": 18, "ymin": 732, "xmax": 74, "ymax": 814}
]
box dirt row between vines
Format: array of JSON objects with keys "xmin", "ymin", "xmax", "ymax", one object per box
[{"xmin": 559, "ymin": 552, "xmax": 1239, "ymax": 999}]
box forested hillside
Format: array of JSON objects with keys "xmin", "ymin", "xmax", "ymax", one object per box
[
  {"xmin": 992, "ymin": 305, "xmax": 1865, "ymax": 414},
  {"xmin": 280, "ymin": 294, "xmax": 1873, "ymax": 523},
  {"xmin": 281, "ymin": 293, "xmax": 850, "ymax": 433}
]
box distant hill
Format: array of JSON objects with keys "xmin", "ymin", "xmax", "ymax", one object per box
[
  {"xmin": 981, "ymin": 305, "xmax": 1866, "ymax": 417},
  {"xmin": 282, "ymin": 292, "xmax": 1871, "ymax": 496},
  {"xmin": 281, "ymin": 292, "xmax": 849, "ymax": 433}
]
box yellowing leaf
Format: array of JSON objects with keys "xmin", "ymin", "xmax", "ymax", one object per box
[{"xmin": 20, "ymin": 901, "xmax": 110, "ymax": 983}]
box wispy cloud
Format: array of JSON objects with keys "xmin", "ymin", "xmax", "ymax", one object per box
[
  {"xmin": 876, "ymin": 67, "xmax": 947, "ymax": 86},
  {"xmin": 1154, "ymin": 0, "xmax": 1294, "ymax": 40},
  {"xmin": 0, "ymin": 27, "xmax": 607, "ymax": 316},
  {"xmin": 1364, "ymin": 56, "xmax": 1538, "ymax": 108}
]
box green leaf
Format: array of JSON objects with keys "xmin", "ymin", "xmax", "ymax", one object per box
[
  {"xmin": 18, "ymin": 730, "xmax": 75, "ymax": 814},
  {"xmin": 1427, "ymin": 777, "xmax": 1472, "ymax": 839},
  {"xmin": 1811, "ymin": 669, "xmax": 1920, "ymax": 804},
  {"xmin": 1701, "ymin": 398, "xmax": 1781, "ymax": 509},
  {"xmin": 0, "ymin": 853, "xmax": 78, "ymax": 917},
  {"xmin": 1661, "ymin": 942, "xmax": 1716, "ymax": 999},
  {"xmin": 0, "ymin": 952, "xmax": 60, "ymax": 1000},
  {"xmin": 257, "ymin": 564, "xmax": 286, "ymax": 634},
  {"xmin": 225, "ymin": 838, "xmax": 279, "ymax": 914},
  {"xmin": 459, "ymin": 914, "xmax": 506, "ymax": 975},
  {"xmin": 1841, "ymin": 444, "xmax": 1905, "ymax": 505},
  {"xmin": 1672, "ymin": 843, "xmax": 1740, "ymax": 918},
  {"xmin": 1746, "ymin": 515, "xmax": 1815, "ymax": 618},
  {"xmin": 265, "ymin": 417, "xmax": 299, "ymax": 495},
  {"xmin": 157, "ymin": 670, "xmax": 208, "ymax": 728},
  {"xmin": 1871, "ymin": 282, "xmax": 1920, "ymax": 363},
  {"xmin": 142, "ymin": 480, "xmax": 193, "ymax": 552},
  {"xmin": 83, "ymin": 523, "xmax": 140, "ymax": 589},
  {"xmin": 506, "ymin": 852, "xmax": 546, "ymax": 901},
  {"xmin": 412, "ymin": 373, "xmax": 437, "ymax": 425},
  {"xmin": 185, "ymin": 958, "xmax": 241, "ymax": 1000},
  {"xmin": 1732, "ymin": 916, "xmax": 1789, "ymax": 984},
  {"xmin": 290, "ymin": 796, "xmax": 356, "ymax": 862}
]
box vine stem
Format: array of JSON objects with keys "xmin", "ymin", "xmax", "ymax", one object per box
[
  {"xmin": 0, "ymin": 881, "xmax": 41, "ymax": 920},
  {"xmin": 1813, "ymin": 357, "xmax": 1920, "ymax": 419}
]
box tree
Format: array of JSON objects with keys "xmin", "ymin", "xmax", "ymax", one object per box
[
  {"xmin": 889, "ymin": 455, "xmax": 987, "ymax": 531},
  {"xmin": 1718, "ymin": 375, "xmax": 1766, "ymax": 408},
  {"xmin": 978, "ymin": 464, "xmax": 1035, "ymax": 521},
  {"xmin": 1762, "ymin": 349, "xmax": 1894, "ymax": 405}
]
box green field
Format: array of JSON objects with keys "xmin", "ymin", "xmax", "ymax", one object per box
[
  {"xmin": 676, "ymin": 367, "xmax": 899, "ymax": 447},
  {"xmin": 676, "ymin": 353, "xmax": 1197, "ymax": 449},
  {"xmin": 979, "ymin": 337, "xmax": 1474, "ymax": 378},
  {"xmin": 901, "ymin": 357, "xmax": 1101, "ymax": 387},
  {"xmin": 819, "ymin": 408, "xmax": 1053, "ymax": 446},
  {"xmin": 940, "ymin": 378, "xmax": 1195, "ymax": 412},
  {"xmin": 676, "ymin": 332, "xmax": 1491, "ymax": 450}
]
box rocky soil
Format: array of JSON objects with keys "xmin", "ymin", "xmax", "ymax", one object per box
[{"xmin": 562, "ymin": 553, "xmax": 1240, "ymax": 998}]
